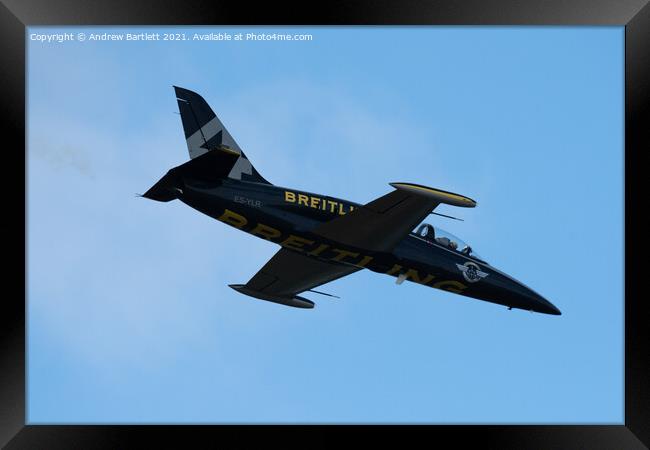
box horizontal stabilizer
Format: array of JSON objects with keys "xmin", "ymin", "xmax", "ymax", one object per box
[
  {"xmin": 142, "ymin": 147, "xmax": 240, "ymax": 202},
  {"xmin": 142, "ymin": 171, "xmax": 182, "ymax": 202}
]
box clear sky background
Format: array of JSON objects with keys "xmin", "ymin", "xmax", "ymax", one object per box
[{"xmin": 27, "ymin": 26, "xmax": 623, "ymax": 423}]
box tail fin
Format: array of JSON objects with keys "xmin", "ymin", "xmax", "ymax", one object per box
[{"xmin": 173, "ymin": 86, "xmax": 271, "ymax": 185}]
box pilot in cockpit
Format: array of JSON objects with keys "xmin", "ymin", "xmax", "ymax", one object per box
[
  {"xmin": 435, "ymin": 236, "xmax": 458, "ymax": 251},
  {"xmin": 435, "ymin": 236, "xmax": 450, "ymax": 246}
]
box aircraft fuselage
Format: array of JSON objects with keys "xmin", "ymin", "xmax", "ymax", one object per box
[{"xmin": 178, "ymin": 177, "xmax": 560, "ymax": 315}]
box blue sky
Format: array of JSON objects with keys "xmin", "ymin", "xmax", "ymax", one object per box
[{"xmin": 27, "ymin": 26, "xmax": 623, "ymax": 423}]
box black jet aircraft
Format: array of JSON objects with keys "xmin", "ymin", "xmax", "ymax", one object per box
[{"xmin": 142, "ymin": 87, "xmax": 561, "ymax": 315}]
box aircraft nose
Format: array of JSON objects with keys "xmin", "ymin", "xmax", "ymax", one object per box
[
  {"xmin": 518, "ymin": 284, "xmax": 561, "ymax": 315},
  {"xmin": 492, "ymin": 270, "xmax": 561, "ymax": 315},
  {"xmin": 531, "ymin": 291, "xmax": 561, "ymax": 315},
  {"xmin": 462, "ymin": 264, "xmax": 562, "ymax": 315}
]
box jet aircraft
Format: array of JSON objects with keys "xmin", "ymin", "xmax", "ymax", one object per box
[{"xmin": 142, "ymin": 87, "xmax": 561, "ymax": 315}]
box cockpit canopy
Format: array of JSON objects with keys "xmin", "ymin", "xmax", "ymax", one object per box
[{"xmin": 413, "ymin": 223, "xmax": 484, "ymax": 261}]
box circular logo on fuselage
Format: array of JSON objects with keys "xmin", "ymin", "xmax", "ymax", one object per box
[{"xmin": 456, "ymin": 261, "xmax": 489, "ymax": 283}]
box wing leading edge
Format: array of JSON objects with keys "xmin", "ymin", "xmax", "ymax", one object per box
[
  {"xmin": 230, "ymin": 248, "xmax": 360, "ymax": 308},
  {"xmin": 313, "ymin": 182, "xmax": 476, "ymax": 253}
]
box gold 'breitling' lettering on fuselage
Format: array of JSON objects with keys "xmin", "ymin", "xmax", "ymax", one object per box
[
  {"xmin": 284, "ymin": 190, "xmax": 355, "ymax": 216},
  {"xmin": 217, "ymin": 207, "xmax": 467, "ymax": 295}
]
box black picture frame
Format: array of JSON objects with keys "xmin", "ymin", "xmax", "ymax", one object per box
[{"xmin": 2, "ymin": 1, "xmax": 648, "ymax": 448}]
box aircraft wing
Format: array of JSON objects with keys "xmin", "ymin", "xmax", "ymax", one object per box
[
  {"xmin": 230, "ymin": 248, "xmax": 360, "ymax": 308},
  {"xmin": 313, "ymin": 182, "xmax": 476, "ymax": 253}
]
